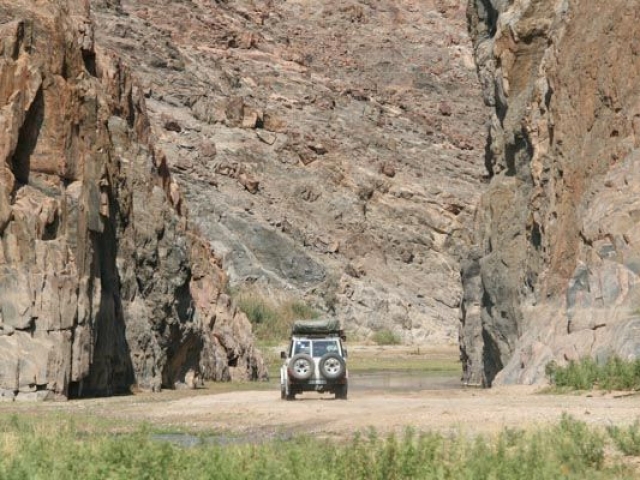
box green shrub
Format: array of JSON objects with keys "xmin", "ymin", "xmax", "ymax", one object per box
[
  {"xmin": 372, "ymin": 328, "xmax": 401, "ymax": 346},
  {"xmin": 236, "ymin": 295, "xmax": 277, "ymax": 326},
  {"xmin": 608, "ymin": 421, "xmax": 640, "ymax": 456},
  {"xmin": 0, "ymin": 414, "xmax": 636, "ymax": 480},
  {"xmin": 546, "ymin": 356, "xmax": 640, "ymax": 391},
  {"xmin": 556, "ymin": 413, "xmax": 605, "ymax": 469},
  {"xmin": 232, "ymin": 289, "xmax": 319, "ymax": 343},
  {"xmin": 289, "ymin": 300, "xmax": 319, "ymax": 321},
  {"xmin": 599, "ymin": 356, "xmax": 640, "ymax": 390}
]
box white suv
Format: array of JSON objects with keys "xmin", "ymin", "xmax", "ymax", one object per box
[{"xmin": 280, "ymin": 325, "xmax": 348, "ymax": 400}]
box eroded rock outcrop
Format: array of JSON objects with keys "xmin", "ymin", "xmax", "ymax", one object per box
[
  {"xmin": 462, "ymin": 0, "xmax": 640, "ymax": 385},
  {"xmin": 0, "ymin": 0, "xmax": 265, "ymax": 400},
  {"xmin": 92, "ymin": 0, "xmax": 487, "ymax": 346}
]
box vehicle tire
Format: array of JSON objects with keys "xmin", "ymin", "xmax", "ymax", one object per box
[
  {"xmin": 335, "ymin": 382, "xmax": 348, "ymax": 400},
  {"xmin": 319, "ymin": 352, "xmax": 346, "ymax": 380},
  {"xmin": 288, "ymin": 353, "xmax": 314, "ymax": 381}
]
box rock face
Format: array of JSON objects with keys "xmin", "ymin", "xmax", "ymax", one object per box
[
  {"xmin": 0, "ymin": 0, "xmax": 265, "ymax": 400},
  {"xmin": 462, "ymin": 0, "xmax": 640, "ymax": 385},
  {"xmin": 92, "ymin": 0, "xmax": 487, "ymax": 345}
]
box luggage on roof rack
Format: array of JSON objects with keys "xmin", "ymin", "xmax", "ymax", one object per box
[{"xmin": 291, "ymin": 319, "xmax": 344, "ymax": 337}]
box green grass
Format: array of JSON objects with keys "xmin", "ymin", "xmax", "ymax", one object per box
[
  {"xmin": 0, "ymin": 413, "xmax": 637, "ymax": 479},
  {"xmin": 347, "ymin": 347, "xmax": 460, "ymax": 374},
  {"xmin": 372, "ymin": 328, "xmax": 402, "ymax": 346},
  {"xmin": 260, "ymin": 344, "xmax": 461, "ymax": 379},
  {"xmin": 545, "ymin": 356, "xmax": 640, "ymax": 391},
  {"xmin": 347, "ymin": 358, "xmax": 459, "ymax": 374}
]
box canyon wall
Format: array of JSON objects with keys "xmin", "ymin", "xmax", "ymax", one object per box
[
  {"xmin": 92, "ymin": 0, "xmax": 488, "ymax": 346},
  {"xmin": 462, "ymin": 0, "xmax": 640, "ymax": 385},
  {"xmin": 0, "ymin": 0, "xmax": 265, "ymax": 400}
]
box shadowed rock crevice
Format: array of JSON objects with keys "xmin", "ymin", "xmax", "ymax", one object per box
[
  {"xmin": 10, "ymin": 86, "xmax": 43, "ymax": 185},
  {"xmin": 481, "ymin": 327, "xmax": 503, "ymax": 387},
  {"xmin": 162, "ymin": 329, "xmax": 203, "ymax": 388},
  {"xmin": 504, "ymin": 129, "xmax": 533, "ymax": 178}
]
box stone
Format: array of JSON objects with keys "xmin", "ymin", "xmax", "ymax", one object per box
[
  {"xmin": 298, "ymin": 150, "xmax": 316, "ymax": 166},
  {"xmin": 0, "ymin": 270, "xmax": 33, "ymax": 330},
  {"xmin": 15, "ymin": 390, "xmax": 54, "ymax": 402},
  {"xmin": 163, "ymin": 118, "xmax": 182, "ymax": 133},
  {"xmin": 0, "ymin": 390, "xmax": 16, "ymax": 401},
  {"xmin": 198, "ymin": 140, "xmax": 217, "ymax": 161},
  {"xmin": 438, "ymin": 101, "xmax": 452, "ymax": 116},
  {"xmin": 173, "ymin": 157, "xmax": 193, "ymax": 171},
  {"xmin": 238, "ymin": 173, "xmax": 259, "ymax": 194},
  {"xmin": 256, "ymin": 130, "xmax": 277, "ymax": 145},
  {"xmin": 344, "ymin": 263, "xmax": 362, "ymax": 278},
  {"xmin": 461, "ymin": 0, "xmax": 640, "ymax": 385},
  {"xmin": 308, "ymin": 143, "xmax": 327, "ymax": 155},
  {"xmin": 91, "ymin": 0, "xmax": 486, "ymax": 351},
  {"xmin": 380, "ymin": 163, "xmax": 396, "ymax": 178},
  {"xmin": 225, "ymin": 97, "xmax": 245, "ymax": 127},
  {"xmin": 262, "ymin": 112, "xmax": 287, "ymax": 133},
  {"xmin": 0, "ymin": 0, "xmax": 267, "ymax": 400},
  {"xmin": 0, "ymin": 186, "xmax": 11, "ymax": 234},
  {"xmin": 242, "ymin": 108, "xmax": 262, "ymax": 129}
]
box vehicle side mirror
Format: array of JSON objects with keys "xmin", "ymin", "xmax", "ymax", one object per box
[{"xmin": 280, "ymin": 351, "xmax": 287, "ymax": 359}]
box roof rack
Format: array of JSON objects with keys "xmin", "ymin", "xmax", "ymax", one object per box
[{"xmin": 291, "ymin": 319, "xmax": 346, "ymax": 340}]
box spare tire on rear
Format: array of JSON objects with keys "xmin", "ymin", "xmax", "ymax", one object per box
[
  {"xmin": 288, "ymin": 353, "xmax": 315, "ymax": 380},
  {"xmin": 319, "ymin": 352, "xmax": 346, "ymax": 380}
]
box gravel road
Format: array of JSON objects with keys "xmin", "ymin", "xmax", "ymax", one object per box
[
  {"xmin": 2, "ymin": 346, "xmax": 638, "ymax": 440},
  {"xmin": 16, "ymin": 376, "xmax": 635, "ymax": 441}
]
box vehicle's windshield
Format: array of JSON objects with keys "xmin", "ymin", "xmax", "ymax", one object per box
[
  {"xmin": 293, "ymin": 340, "xmax": 311, "ymax": 355},
  {"xmin": 311, "ymin": 340, "xmax": 339, "ymax": 358},
  {"xmin": 292, "ymin": 339, "xmax": 340, "ymax": 357}
]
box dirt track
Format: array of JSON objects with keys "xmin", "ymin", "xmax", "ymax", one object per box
[
  {"xmin": 9, "ymin": 378, "xmax": 637, "ymax": 441},
  {"xmin": 143, "ymin": 386, "xmax": 639, "ymax": 436},
  {"xmin": 2, "ymin": 346, "xmax": 639, "ymax": 438}
]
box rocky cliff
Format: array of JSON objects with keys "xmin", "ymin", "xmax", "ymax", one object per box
[
  {"xmin": 462, "ymin": 0, "xmax": 640, "ymax": 385},
  {"xmin": 91, "ymin": 0, "xmax": 487, "ymax": 345},
  {"xmin": 0, "ymin": 0, "xmax": 265, "ymax": 400}
]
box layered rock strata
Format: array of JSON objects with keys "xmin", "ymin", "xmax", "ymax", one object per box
[
  {"xmin": 93, "ymin": 0, "xmax": 487, "ymax": 345},
  {"xmin": 0, "ymin": 0, "xmax": 265, "ymax": 400},
  {"xmin": 462, "ymin": 0, "xmax": 640, "ymax": 385}
]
